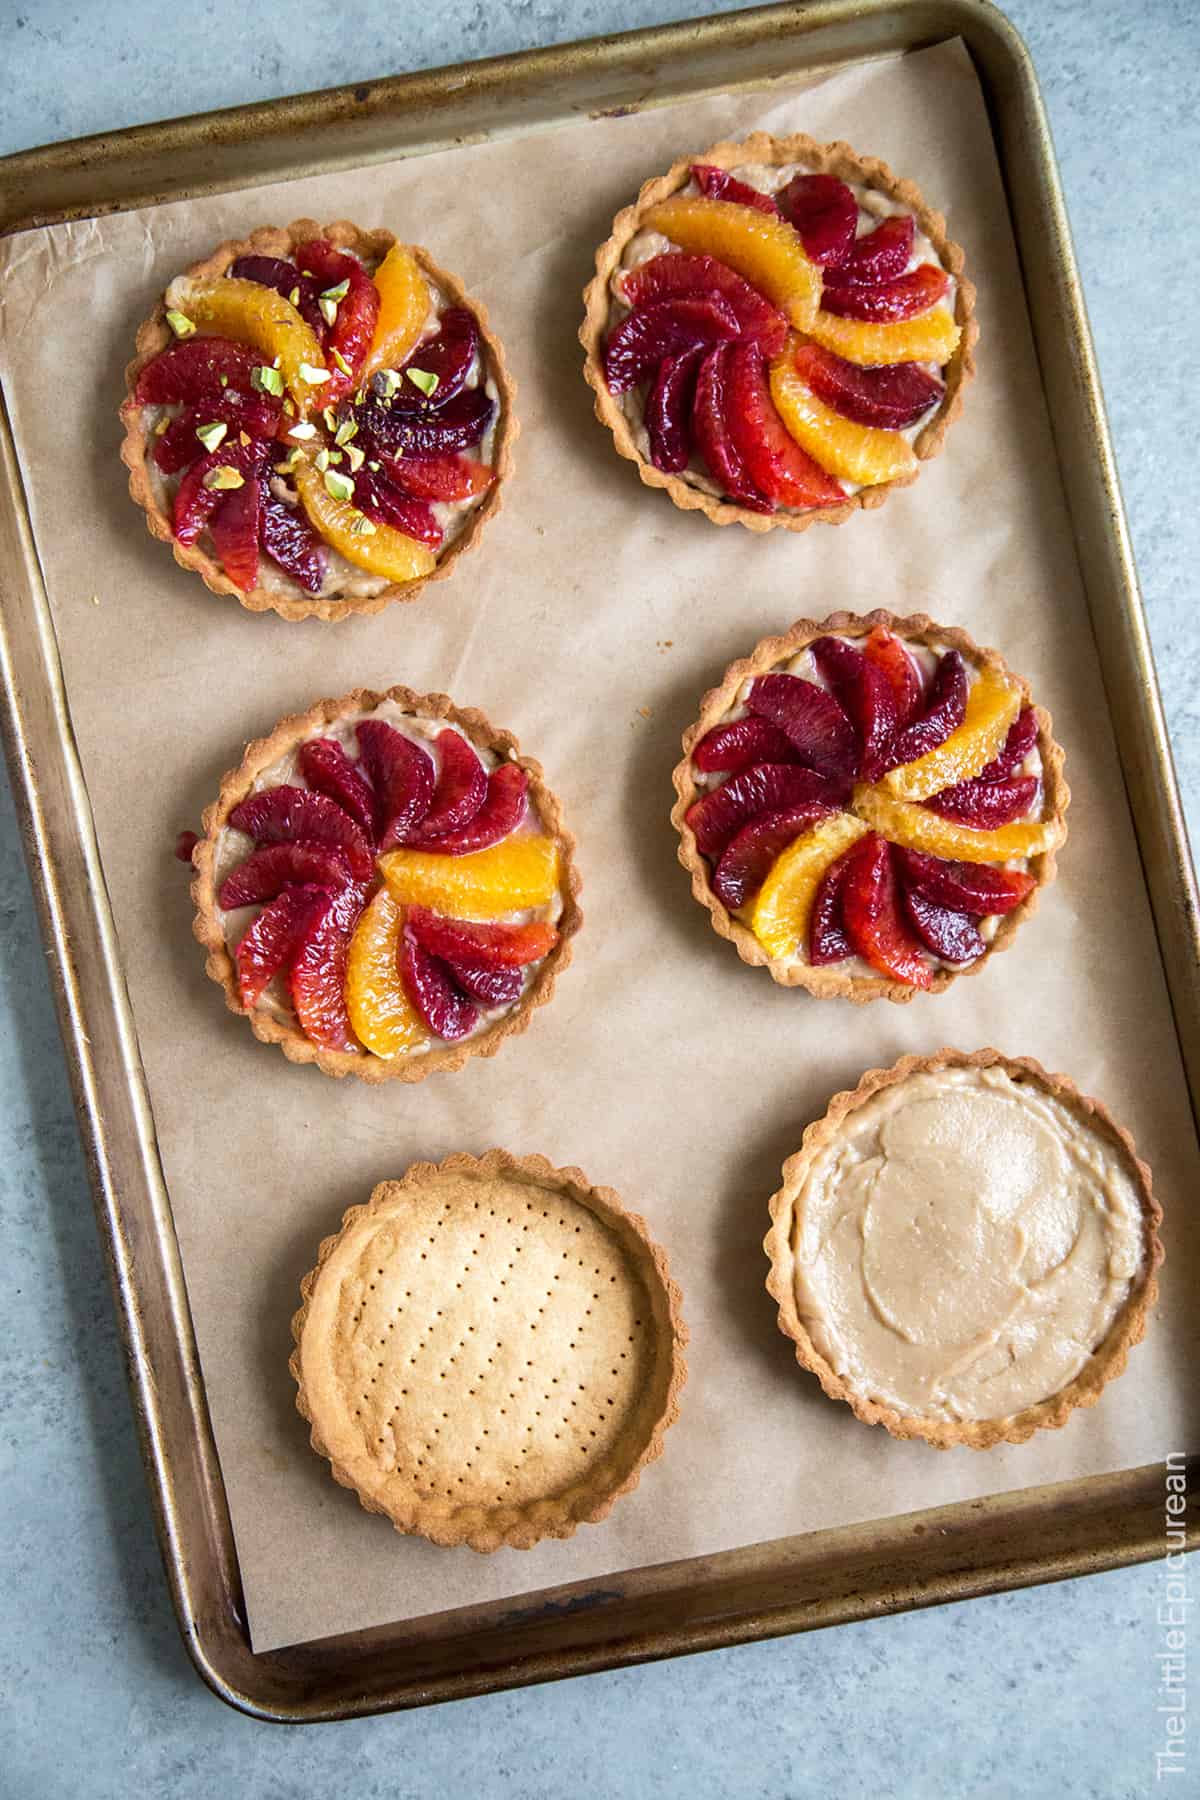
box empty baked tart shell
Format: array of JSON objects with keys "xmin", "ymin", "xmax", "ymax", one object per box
[
  {"xmin": 763, "ymin": 1049, "xmax": 1162, "ymax": 1449},
  {"xmin": 581, "ymin": 133, "xmax": 976, "ymax": 532},
  {"xmin": 291, "ymin": 1150, "xmax": 688, "ymax": 1551},
  {"xmin": 121, "ymin": 218, "xmax": 516, "ymax": 621},
  {"xmin": 671, "ymin": 610, "xmax": 1068, "ymax": 1002}
]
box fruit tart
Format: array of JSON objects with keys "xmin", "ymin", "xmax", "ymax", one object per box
[
  {"xmin": 581, "ymin": 134, "xmax": 975, "ymax": 529},
  {"xmin": 189, "ymin": 687, "xmax": 580, "ymax": 1079},
  {"xmin": 121, "ymin": 219, "xmax": 515, "ymax": 621},
  {"xmin": 765, "ymin": 1049, "xmax": 1162, "ymax": 1448},
  {"xmin": 671, "ymin": 612, "xmax": 1068, "ymax": 1001}
]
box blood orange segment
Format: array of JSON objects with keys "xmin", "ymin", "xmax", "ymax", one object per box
[
  {"xmin": 808, "ymin": 844, "xmax": 856, "ymax": 965},
  {"xmin": 229, "ymin": 785, "xmax": 375, "ymax": 880},
  {"xmin": 352, "ymin": 466, "xmax": 442, "ymax": 550},
  {"xmin": 692, "ymin": 716, "xmax": 800, "ymax": 774},
  {"xmin": 883, "ymin": 651, "xmax": 968, "ymax": 777},
  {"xmin": 399, "ymin": 937, "xmax": 478, "ymax": 1041},
  {"xmin": 641, "ymin": 197, "xmax": 823, "ymax": 330},
  {"xmin": 685, "ymin": 763, "xmax": 845, "ymax": 860},
  {"xmin": 726, "ymin": 340, "xmax": 846, "ymax": 509},
  {"xmin": 712, "ymin": 802, "xmax": 836, "ymax": 911},
  {"xmin": 833, "ymin": 214, "xmax": 914, "ymax": 286},
  {"xmin": 691, "ymin": 165, "xmax": 779, "ymax": 215},
  {"xmin": 806, "ymin": 305, "xmax": 960, "ymax": 368},
  {"xmin": 926, "ymin": 774, "xmax": 1039, "ymax": 828},
  {"xmin": 840, "ymin": 834, "xmax": 934, "ymax": 988},
  {"xmin": 173, "ymin": 440, "xmax": 269, "ymax": 546},
  {"xmin": 976, "ymin": 706, "xmax": 1038, "ymax": 782},
  {"xmin": 209, "ymin": 473, "xmax": 263, "ymax": 592},
  {"xmin": 821, "ymin": 263, "xmax": 950, "ymax": 322},
  {"xmin": 153, "ymin": 394, "xmax": 280, "ymax": 474},
  {"xmin": 810, "ymin": 636, "xmax": 899, "ymax": 783},
  {"xmin": 217, "ymin": 842, "xmax": 352, "ymax": 910},
  {"xmin": 691, "ymin": 344, "xmax": 774, "ymax": 514},
  {"xmin": 605, "ymin": 295, "xmax": 739, "ymax": 394},
  {"xmin": 414, "ymin": 730, "xmax": 487, "ymax": 840},
  {"xmin": 393, "ymin": 307, "xmax": 479, "ymax": 410},
  {"xmin": 343, "ymin": 889, "xmax": 426, "ymax": 1058},
  {"xmin": 447, "ymin": 960, "xmax": 523, "ymax": 1008},
  {"xmin": 789, "ymin": 341, "xmax": 943, "ymax": 433},
  {"xmin": 405, "ymin": 905, "xmax": 557, "ymax": 969},
  {"xmin": 229, "ymin": 255, "xmax": 325, "ymax": 335},
  {"xmin": 617, "ymin": 253, "xmax": 788, "ymax": 349},
  {"xmin": 384, "ymin": 455, "xmax": 493, "ymax": 503},
  {"xmin": 378, "ymin": 836, "xmax": 560, "ymax": 919},
  {"xmin": 290, "ymin": 882, "xmax": 368, "ymax": 1052},
  {"xmin": 863, "ymin": 624, "xmax": 924, "ymax": 725},
  {"xmin": 354, "ymin": 385, "xmax": 495, "ymax": 459},
  {"xmin": 854, "ymin": 782, "xmax": 1064, "ymax": 864},
  {"xmin": 361, "ymin": 243, "xmax": 432, "ymax": 380},
  {"xmin": 776, "ymin": 174, "xmax": 857, "ymax": 267},
  {"xmin": 354, "ymin": 720, "xmax": 435, "ymax": 851},
  {"xmin": 747, "ymin": 674, "xmax": 858, "ymax": 782},
  {"xmin": 165, "ymin": 277, "xmax": 328, "ymax": 405},
  {"xmin": 892, "ymin": 847, "xmax": 1035, "ymax": 915},
  {"xmin": 418, "ymin": 764, "xmax": 528, "ymax": 856},
  {"xmin": 234, "ymin": 883, "xmax": 331, "ymax": 1009},
  {"xmin": 259, "ymin": 494, "xmax": 326, "ymax": 593},
  {"xmin": 749, "ymin": 813, "xmax": 870, "ymax": 960},
  {"xmin": 646, "ymin": 350, "xmax": 702, "ymax": 473},
  {"xmin": 900, "ymin": 886, "xmax": 985, "ymax": 964},
  {"xmin": 883, "ymin": 665, "xmax": 1021, "ymax": 800},
  {"xmin": 134, "ymin": 338, "xmax": 266, "ymax": 405},
  {"xmin": 768, "ymin": 346, "xmax": 917, "ymax": 487},
  {"xmin": 296, "ymin": 240, "xmax": 380, "ymax": 401},
  {"xmin": 292, "ymin": 458, "xmax": 437, "ymax": 584},
  {"xmin": 298, "ymin": 738, "xmax": 376, "ymax": 838}
]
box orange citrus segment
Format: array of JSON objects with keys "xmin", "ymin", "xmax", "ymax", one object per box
[
  {"xmin": 166, "ymin": 277, "xmax": 327, "ymax": 405},
  {"xmin": 883, "ymin": 667, "xmax": 1023, "ymax": 801},
  {"xmin": 343, "ymin": 889, "xmax": 426, "ymax": 1058},
  {"xmin": 361, "ymin": 243, "xmax": 431, "ymax": 380},
  {"xmin": 749, "ymin": 814, "xmax": 870, "ymax": 960},
  {"xmin": 854, "ymin": 783, "xmax": 1063, "ymax": 864},
  {"xmin": 642, "ymin": 196, "xmax": 822, "ymax": 330},
  {"xmin": 379, "ymin": 835, "xmax": 560, "ymax": 920},
  {"xmin": 769, "ymin": 342, "xmax": 918, "ymax": 486},
  {"xmin": 293, "ymin": 458, "xmax": 437, "ymax": 584},
  {"xmin": 806, "ymin": 306, "xmax": 961, "ymax": 368}
]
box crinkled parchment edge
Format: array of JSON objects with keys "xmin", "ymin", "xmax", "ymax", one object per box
[
  {"xmin": 669, "ymin": 610, "xmax": 1069, "ymax": 1003},
  {"xmin": 579, "ymin": 133, "xmax": 978, "ymax": 533},
  {"xmin": 763, "ymin": 1047, "xmax": 1163, "ymax": 1448},
  {"xmin": 290, "ymin": 1148, "xmax": 689, "ymax": 1550},
  {"xmin": 119, "ymin": 219, "xmax": 518, "ymax": 622},
  {"xmin": 190, "ymin": 686, "xmax": 582, "ymax": 1081}
]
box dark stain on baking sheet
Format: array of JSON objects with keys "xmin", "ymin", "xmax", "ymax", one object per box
[{"xmin": 499, "ymin": 1588, "xmax": 625, "ymax": 1626}]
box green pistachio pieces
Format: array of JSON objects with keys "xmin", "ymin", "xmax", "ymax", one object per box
[
  {"xmin": 288, "ymin": 420, "xmax": 318, "ymax": 440},
  {"xmin": 251, "ymin": 364, "xmax": 285, "ymax": 397},
  {"xmin": 201, "ymin": 465, "xmax": 244, "ymax": 492},
  {"xmin": 298, "ymin": 362, "xmax": 330, "ymax": 386},
  {"xmin": 194, "ymin": 421, "xmax": 228, "ymax": 453},
  {"xmin": 406, "ymin": 367, "xmax": 439, "ymax": 398},
  {"xmin": 331, "ymin": 348, "xmax": 353, "ymax": 377},
  {"xmin": 323, "ymin": 468, "xmax": 355, "ymax": 503},
  {"xmin": 320, "ymin": 279, "xmax": 350, "ymax": 303},
  {"xmin": 334, "ymin": 416, "xmax": 358, "ymax": 447},
  {"xmin": 345, "ymin": 442, "xmax": 365, "ymax": 473},
  {"xmin": 165, "ymin": 310, "xmax": 195, "ymax": 339},
  {"xmin": 348, "ymin": 512, "xmax": 377, "ymax": 536},
  {"xmin": 288, "ymin": 286, "xmax": 300, "ymax": 306},
  {"xmin": 319, "ymin": 296, "xmax": 339, "ymax": 328}
]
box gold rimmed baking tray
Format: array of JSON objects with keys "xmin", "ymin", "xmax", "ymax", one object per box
[{"xmin": 0, "ymin": 0, "xmax": 1196, "ymax": 1721}]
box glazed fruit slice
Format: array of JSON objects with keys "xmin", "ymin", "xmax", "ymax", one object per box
[
  {"xmin": 298, "ymin": 737, "xmax": 376, "ymax": 838},
  {"xmin": 884, "ymin": 663, "xmax": 1020, "ymax": 799},
  {"xmin": 379, "ymin": 835, "xmax": 560, "ymax": 919},
  {"xmin": 617, "ymin": 253, "xmax": 788, "ymax": 349},
  {"xmin": 726, "ymin": 341, "xmax": 846, "ymax": 509},
  {"xmin": 605, "ymin": 296, "xmax": 740, "ymax": 393},
  {"xmin": 354, "ymin": 386, "xmax": 495, "ymax": 458},
  {"xmin": 209, "ymin": 473, "xmax": 263, "ymax": 592},
  {"xmin": 892, "ymin": 846, "xmax": 1035, "ymax": 914},
  {"xmin": 692, "ymin": 715, "xmax": 800, "ymax": 774},
  {"xmin": 808, "ymin": 845, "xmax": 855, "ymax": 965},
  {"xmin": 641, "ymin": 197, "xmax": 823, "ymax": 330},
  {"xmin": 229, "ymin": 785, "xmax": 375, "ymax": 880},
  {"xmin": 153, "ymin": 394, "xmax": 281, "ymax": 474},
  {"xmin": 292, "ymin": 458, "xmax": 437, "ymax": 584},
  {"xmin": 747, "ymin": 673, "xmax": 858, "ymax": 781},
  {"xmin": 901, "ymin": 886, "xmax": 986, "ymax": 964},
  {"xmin": 165, "ymin": 277, "xmax": 328, "ymax": 404},
  {"xmin": 290, "ymin": 882, "xmax": 367, "ymax": 1052},
  {"xmin": 832, "ymin": 214, "xmax": 914, "ymax": 285},
  {"xmin": 768, "ymin": 348, "xmax": 917, "ymax": 486},
  {"xmin": 344, "ymin": 889, "xmax": 426, "ymax": 1058},
  {"xmin": 234, "ymin": 883, "xmax": 332, "ymax": 1008},
  {"xmin": 806, "ymin": 305, "xmax": 960, "ymax": 368},
  {"xmin": 821, "ymin": 263, "xmax": 949, "ymax": 322},
  {"xmin": 229, "ymin": 255, "xmax": 326, "ymax": 335},
  {"xmin": 840, "ymin": 834, "xmax": 933, "ymax": 988},
  {"xmin": 446, "ymin": 960, "xmax": 523, "ymax": 1008},
  {"xmin": 383, "ymin": 454, "xmax": 493, "ymax": 503},
  {"xmin": 691, "ymin": 164, "xmax": 778, "ymax": 215},
  {"xmin": 134, "ymin": 337, "xmax": 269, "ymax": 405},
  {"xmin": 419, "ymin": 763, "xmax": 528, "ymax": 855},
  {"xmin": 777, "ymin": 174, "xmax": 857, "ymax": 267},
  {"xmin": 646, "ymin": 351, "xmax": 702, "ymax": 473},
  {"xmin": 361, "ymin": 243, "xmax": 431, "ymax": 380},
  {"xmin": 259, "ymin": 493, "xmax": 326, "ymax": 593},
  {"xmin": 173, "ymin": 441, "xmax": 269, "ymax": 546},
  {"xmin": 863, "ymin": 624, "xmax": 923, "ymax": 725},
  {"xmin": 399, "ymin": 937, "xmax": 478, "ymax": 1041},
  {"xmin": 412, "ymin": 730, "xmax": 487, "ymax": 840},
  {"xmin": 355, "ymin": 719, "xmax": 435, "ymax": 851},
  {"xmin": 296, "ymin": 240, "xmax": 380, "ymax": 400},
  {"xmin": 790, "ymin": 342, "xmax": 943, "ymax": 432},
  {"xmin": 686, "ymin": 763, "xmax": 844, "ymax": 860},
  {"xmin": 810, "ymin": 636, "xmax": 899, "ymax": 783},
  {"xmin": 692, "ymin": 345, "xmax": 773, "ymax": 514},
  {"xmin": 749, "ymin": 813, "xmax": 869, "ymax": 960},
  {"xmin": 712, "ymin": 801, "xmax": 836, "ymax": 910},
  {"xmin": 352, "ymin": 467, "xmax": 443, "ymax": 550},
  {"xmin": 976, "ymin": 705, "xmax": 1038, "ymax": 782},
  {"xmin": 217, "ymin": 842, "xmax": 352, "ymax": 909},
  {"xmin": 404, "ymin": 905, "xmax": 558, "ymax": 968},
  {"xmin": 854, "ymin": 781, "xmax": 1063, "ymax": 864},
  {"xmin": 926, "ymin": 774, "xmax": 1039, "ymax": 827},
  {"xmin": 392, "ymin": 307, "xmax": 479, "ymax": 410}
]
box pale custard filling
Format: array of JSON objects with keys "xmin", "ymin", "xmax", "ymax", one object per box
[{"xmin": 789, "ymin": 1066, "xmax": 1144, "ymax": 1421}]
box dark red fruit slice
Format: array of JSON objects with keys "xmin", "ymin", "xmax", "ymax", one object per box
[
  {"xmin": 976, "ymin": 705, "xmax": 1038, "ymax": 782},
  {"xmin": 831, "ymin": 214, "xmax": 914, "ymax": 286},
  {"xmin": 413, "ymin": 730, "xmax": 487, "ymax": 840},
  {"xmin": 355, "ymin": 720, "xmax": 435, "ymax": 852},
  {"xmin": 173, "ymin": 440, "xmax": 269, "ymax": 546},
  {"xmin": 685, "ymin": 763, "xmax": 845, "ymax": 860},
  {"xmin": 605, "ymin": 296, "xmax": 739, "ymax": 394},
  {"xmin": 229, "ymin": 786, "xmax": 375, "ymax": 881},
  {"xmin": 808, "ymin": 845, "xmax": 856, "ymax": 965},
  {"xmin": 884, "ymin": 650, "xmax": 968, "ymax": 770},
  {"xmin": 228, "ymin": 255, "xmax": 325, "ymax": 335},
  {"xmin": 810, "ymin": 636, "xmax": 899, "ymax": 782},
  {"xmin": 840, "ymin": 834, "xmax": 933, "ymax": 988},
  {"xmin": 398, "ymin": 937, "xmax": 478, "ymax": 1041},
  {"xmin": 290, "ymin": 881, "xmax": 367, "ymax": 1052},
  {"xmin": 352, "ymin": 466, "xmax": 442, "ymax": 549},
  {"xmin": 821, "ymin": 262, "xmax": 950, "ymax": 322},
  {"xmin": 382, "ymin": 454, "xmax": 493, "ymax": 503},
  {"xmin": 153, "ymin": 394, "xmax": 281, "ymax": 474},
  {"xmin": 298, "ymin": 738, "xmax": 376, "ymax": 838},
  {"xmin": 691, "ymin": 164, "xmax": 778, "ymax": 214},
  {"xmin": 404, "ymin": 905, "xmax": 557, "ymax": 969},
  {"xmin": 420, "ymin": 763, "xmax": 528, "ymax": 855},
  {"xmin": 295, "ymin": 239, "xmax": 380, "ymax": 400},
  {"xmin": 618, "ymin": 253, "xmax": 787, "ymax": 350},
  {"xmin": 355, "ymin": 385, "xmax": 495, "ymax": 457},
  {"xmin": 777, "ymin": 173, "xmax": 857, "ymax": 267},
  {"xmin": 175, "ymin": 830, "xmax": 199, "ymax": 863},
  {"xmin": 209, "ymin": 473, "xmax": 263, "ymax": 592},
  {"xmin": 748, "ymin": 674, "xmax": 859, "ymax": 782},
  {"xmin": 711, "ymin": 803, "xmax": 835, "ymax": 910},
  {"xmin": 925, "ymin": 774, "xmax": 1039, "ymax": 827},
  {"xmin": 259, "ymin": 493, "xmax": 326, "ymax": 593},
  {"xmin": 390, "ymin": 308, "xmax": 478, "ymax": 410},
  {"xmin": 901, "ymin": 886, "xmax": 986, "ymax": 964},
  {"xmin": 133, "ymin": 338, "xmax": 265, "ymax": 405},
  {"xmin": 790, "ymin": 341, "xmax": 944, "ymax": 431},
  {"xmin": 692, "ymin": 715, "xmax": 800, "ymax": 774},
  {"xmin": 691, "ymin": 344, "xmax": 774, "ymax": 514},
  {"xmin": 725, "ymin": 340, "xmax": 846, "ymax": 510},
  {"xmin": 445, "ymin": 959, "xmax": 523, "ymax": 1009},
  {"xmin": 234, "ymin": 883, "xmax": 332, "ymax": 1009},
  {"xmin": 892, "ymin": 846, "xmax": 1035, "ymax": 915},
  {"xmin": 646, "ymin": 350, "xmax": 702, "ymax": 473},
  {"xmin": 218, "ymin": 842, "xmax": 352, "ymax": 910},
  {"xmin": 863, "ymin": 624, "xmax": 924, "ymax": 726}
]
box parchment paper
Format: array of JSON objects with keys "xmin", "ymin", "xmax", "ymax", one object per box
[{"xmin": 2, "ymin": 40, "xmax": 1197, "ymax": 1656}]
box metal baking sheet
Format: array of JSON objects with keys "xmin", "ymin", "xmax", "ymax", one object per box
[{"xmin": 0, "ymin": 0, "xmax": 1196, "ymax": 1720}]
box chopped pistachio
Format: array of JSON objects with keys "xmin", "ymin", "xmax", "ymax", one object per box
[
  {"xmin": 282, "ymin": 397, "xmax": 295, "ymax": 417},
  {"xmin": 348, "ymin": 511, "xmax": 377, "ymax": 536},
  {"xmin": 251, "ymin": 364, "xmax": 285, "ymax": 397},
  {"xmin": 354, "ymin": 386, "xmax": 366, "ymax": 405},
  {"xmin": 153, "ymin": 417, "xmax": 170, "ymax": 436},
  {"xmin": 324, "ymin": 468, "xmax": 355, "ymax": 503},
  {"xmin": 319, "ymin": 295, "xmax": 339, "ymax": 328},
  {"xmin": 298, "ymin": 362, "xmax": 330, "ymax": 386},
  {"xmin": 345, "ymin": 442, "xmax": 365, "ymax": 473},
  {"xmin": 288, "ymin": 420, "xmax": 318, "ymax": 440},
  {"xmin": 314, "ymin": 447, "xmax": 331, "ymax": 472},
  {"xmin": 320, "ymin": 279, "xmax": 350, "ymax": 303},
  {"xmin": 202, "ymin": 465, "xmax": 245, "ymax": 492},
  {"xmin": 288, "ymin": 285, "xmax": 300, "ymax": 306},
  {"xmin": 367, "ymin": 459, "xmax": 381, "ymax": 472},
  {"xmin": 194, "ymin": 421, "xmax": 228, "ymax": 453},
  {"xmin": 219, "ymin": 374, "xmax": 230, "ymax": 388},
  {"xmin": 239, "ymin": 430, "xmax": 252, "ymax": 448},
  {"xmin": 331, "ymin": 348, "xmax": 352, "ymax": 377},
  {"xmin": 371, "ymin": 368, "xmax": 401, "ymax": 400},
  {"xmin": 165, "ymin": 309, "xmax": 195, "ymax": 339},
  {"xmin": 333, "ymin": 416, "xmax": 358, "ymax": 447},
  {"xmin": 406, "ymin": 367, "xmax": 439, "ymax": 399},
  {"xmin": 275, "ymin": 451, "xmax": 302, "ymax": 474},
  {"xmin": 322, "ymin": 406, "xmax": 338, "ymax": 433}
]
